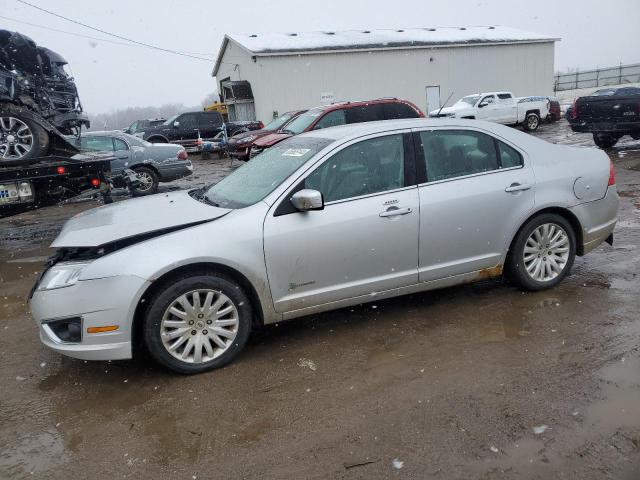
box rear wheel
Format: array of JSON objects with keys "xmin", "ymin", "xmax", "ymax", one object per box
[
  {"xmin": 131, "ymin": 166, "xmax": 159, "ymax": 196},
  {"xmin": 0, "ymin": 113, "xmax": 49, "ymax": 160},
  {"xmin": 523, "ymin": 113, "xmax": 540, "ymax": 131},
  {"xmin": 593, "ymin": 133, "xmax": 619, "ymax": 149},
  {"xmin": 143, "ymin": 274, "xmax": 253, "ymax": 374},
  {"xmin": 506, "ymin": 213, "xmax": 576, "ymax": 291}
]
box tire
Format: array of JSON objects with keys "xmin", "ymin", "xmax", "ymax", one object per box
[
  {"xmin": 523, "ymin": 113, "xmax": 540, "ymax": 132},
  {"xmin": 506, "ymin": 213, "xmax": 576, "ymax": 291},
  {"xmin": 143, "ymin": 274, "xmax": 253, "ymax": 374},
  {"xmin": 593, "ymin": 133, "xmax": 619, "ymax": 149},
  {"xmin": 131, "ymin": 166, "xmax": 159, "ymax": 196},
  {"xmin": 0, "ymin": 112, "xmax": 49, "ymax": 160}
]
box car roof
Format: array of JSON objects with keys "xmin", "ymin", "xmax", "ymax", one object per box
[
  {"xmin": 300, "ymin": 117, "xmax": 541, "ymax": 147},
  {"xmin": 313, "ymin": 98, "xmax": 419, "ymax": 113}
]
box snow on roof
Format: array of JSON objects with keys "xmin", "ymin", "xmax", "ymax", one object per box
[
  {"xmin": 213, "ymin": 26, "xmax": 558, "ymax": 76},
  {"xmin": 232, "ymin": 26, "xmax": 555, "ymax": 54}
]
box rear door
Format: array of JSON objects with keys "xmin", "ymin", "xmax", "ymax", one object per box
[
  {"xmin": 199, "ymin": 112, "xmax": 223, "ymax": 140},
  {"xmin": 414, "ymin": 127, "xmax": 535, "ymax": 281},
  {"xmin": 263, "ymin": 131, "xmax": 419, "ymax": 313},
  {"xmin": 111, "ymin": 137, "xmax": 132, "ymax": 172}
]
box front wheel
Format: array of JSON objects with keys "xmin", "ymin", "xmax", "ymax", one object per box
[
  {"xmin": 143, "ymin": 274, "xmax": 253, "ymax": 374},
  {"xmin": 506, "ymin": 214, "xmax": 576, "ymax": 291},
  {"xmin": 593, "ymin": 133, "xmax": 619, "ymax": 149},
  {"xmin": 523, "ymin": 113, "xmax": 540, "ymax": 131}
]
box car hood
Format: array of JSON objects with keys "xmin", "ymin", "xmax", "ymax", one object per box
[
  {"xmin": 52, "ymin": 190, "xmax": 230, "ymax": 248},
  {"xmin": 429, "ymin": 103, "xmax": 471, "ymax": 116},
  {"xmin": 253, "ymin": 132, "xmax": 292, "ymax": 147},
  {"xmin": 229, "ymin": 130, "xmax": 273, "ymax": 144}
]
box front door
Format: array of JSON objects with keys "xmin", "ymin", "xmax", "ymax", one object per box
[
  {"xmin": 111, "ymin": 137, "xmax": 132, "ymax": 173},
  {"xmin": 414, "ymin": 127, "xmax": 535, "ymax": 281},
  {"xmin": 426, "ymin": 85, "xmax": 441, "ymax": 115},
  {"xmin": 263, "ymin": 132, "xmax": 420, "ymax": 313}
]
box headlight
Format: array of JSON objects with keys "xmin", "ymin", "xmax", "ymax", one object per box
[
  {"xmin": 240, "ymin": 135, "xmax": 257, "ymax": 143},
  {"xmin": 37, "ymin": 261, "xmax": 91, "ymax": 291}
]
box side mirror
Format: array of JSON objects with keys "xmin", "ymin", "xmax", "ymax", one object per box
[
  {"xmin": 291, "ymin": 189, "xmax": 324, "ymax": 211},
  {"xmin": 173, "ymin": 121, "xmax": 180, "ymax": 128},
  {"xmin": 478, "ymin": 101, "xmax": 488, "ymax": 108}
]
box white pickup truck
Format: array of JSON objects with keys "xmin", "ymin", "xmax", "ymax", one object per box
[{"xmin": 428, "ymin": 91, "xmax": 550, "ymax": 131}]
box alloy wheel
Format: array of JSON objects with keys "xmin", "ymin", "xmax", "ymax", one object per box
[
  {"xmin": 527, "ymin": 115, "xmax": 539, "ymax": 130},
  {"xmin": 160, "ymin": 289, "xmax": 239, "ymax": 364},
  {"xmin": 0, "ymin": 117, "xmax": 34, "ymax": 159},
  {"xmin": 522, "ymin": 223, "xmax": 570, "ymax": 282},
  {"xmin": 135, "ymin": 171, "xmax": 154, "ymax": 191}
]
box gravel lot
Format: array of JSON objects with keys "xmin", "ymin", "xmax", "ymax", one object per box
[{"xmin": 1, "ymin": 121, "xmax": 639, "ymax": 479}]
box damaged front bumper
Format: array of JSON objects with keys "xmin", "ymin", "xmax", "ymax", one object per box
[{"xmin": 30, "ymin": 274, "xmax": 150, "ymax": 361}]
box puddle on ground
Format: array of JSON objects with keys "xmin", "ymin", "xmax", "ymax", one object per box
[{"xmin": 0, "ymin": 430, "xmax": 68, "ymax": 477}]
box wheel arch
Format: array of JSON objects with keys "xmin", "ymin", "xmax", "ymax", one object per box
[
  {"xmin": 131, "ymin": 262, "xmax": 265, "ymax": 350},
  {"xmin": 525, "ymin": 109, "xmax": 541, "ymax": 117},
  {"xmin": 506, "ymin": 206, "xmax": 585, "ymax": 262},
  {"xmin": 146, "ymin": 135, "xmax": 169, "ymax": 143}
]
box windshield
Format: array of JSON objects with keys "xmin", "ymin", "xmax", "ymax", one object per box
[
  {"xmin": 163, "ymin": 114, "xmax": 179, "ymax": 125},
  {"xmin": 262, "ymin": 111, "xmax": 296, "ymax": 131},
  {"xmin": 204, "ymin": 136, "xmax": 332, "ymax": 209},
  {"xmin": 281, "ymin": 108, "xmax": 324, "ymax": 135},
  {"xmin": 457, "ymin": 95, "xmax": 480, "ymax": 106}
]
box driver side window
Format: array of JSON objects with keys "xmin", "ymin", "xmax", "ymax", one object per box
[
  {"xmin": 481, "ymin": 96, "xmax": 495, "ymax": 105},
  {"xmin": 305, "ymin": 134, "xmax": 405, "ymax": 203}
]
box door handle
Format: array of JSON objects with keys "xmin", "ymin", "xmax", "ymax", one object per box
[
  {"xmin": 379, "ymin": 206, "xmax": 412, "ymax": 217},
  {"xmin": 505, "ymin": 183, "xmax": 532, "ymax": 193}
]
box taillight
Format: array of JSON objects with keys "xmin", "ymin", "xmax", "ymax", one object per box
[
  {"xmin": 90, "ymin": 178, "xmax": 100, "ymax": 187},
  {"xmin": 56, "ymin": 166, "xmax": 66, "ymax": 175},
  {"xmin": 608, "ymin": 159, "xmax": 615, "ymax": 186},
  {"xmin": 571, "ymin": 99, "xmax": 578, "ymax": 119},
  {"xmin": 178, "ymin": 149, "xmax": 188, "ymax": 160},
  {"xmin": 258, "ymin": 121, "xmax": 264, "ymax": 129}
]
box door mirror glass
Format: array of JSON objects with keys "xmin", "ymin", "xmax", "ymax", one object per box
[
  {"xmin": 173, "ymin": 121, "xmax": 180, "ymax": 128},
  {"xmin": 291, "ymin": 189, "xmax": 324, "ymax": 211}
]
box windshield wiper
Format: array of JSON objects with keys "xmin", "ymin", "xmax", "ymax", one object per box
[
  {"xmin": 281, "ymin": 129, "xmax": 295, "ymax": 135},
  {"xmin": 191, "ymin": 187, "xmax": 220, "ymax": 207}
]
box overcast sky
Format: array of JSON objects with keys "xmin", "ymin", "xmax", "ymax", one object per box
[{"xmin": 1, "ymin": 0, "xmax": 638, "ymax": 114}]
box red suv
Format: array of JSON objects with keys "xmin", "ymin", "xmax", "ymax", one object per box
[
  {"xmin": 249, "ymin": 98, "xmax": 424, "ymax": 158},
  {"xmin": 227, "ymin": 110, "xmax": 307, "ymax": 161}
]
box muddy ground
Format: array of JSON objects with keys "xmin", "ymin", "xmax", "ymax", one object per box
[{"xmin": 1, "ymin": 122, "xmax": 639, "ymax": 480}]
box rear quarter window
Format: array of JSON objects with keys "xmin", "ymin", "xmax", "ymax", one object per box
[
  {"xmin": 383, "ymin": 103, "xmax": 420, "ymax": 119},
  {"xmin": 346, "ymin": 104, "xmax": 384, "ymax": 123}
]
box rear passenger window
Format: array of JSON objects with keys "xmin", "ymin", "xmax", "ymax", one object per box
[
  {"xmin": 497, "ymin": 141, "xmax": 523, "ymax": 168},
  {"xmin": 201, "ymin": 112, "xmax": 223, "ymax": 126},
  {"xmin": 383, "ymin": 103, "xmax": 420, "ymax": 119},
  {"xmin": 346, "ymin": 104, "xmax": 384, "ymax": 124},
  {"xmin": 419, "ymin": 130, "xmax": 500, "ymax": 182},
  {"xmin": 312, "ymin": 109, "xmax": 347, "ymax": 130}
]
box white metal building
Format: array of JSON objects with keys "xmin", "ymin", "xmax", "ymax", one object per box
[{"xmin": 212, "ymin": 26, "xmax": 559, "ymax": 122}]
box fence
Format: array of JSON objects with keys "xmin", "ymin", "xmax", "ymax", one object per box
[{"xmin": 554, "ymin": 63, "xmax": 640, "ymax": 92}]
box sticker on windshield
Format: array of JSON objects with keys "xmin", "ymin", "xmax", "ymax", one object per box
[{"xmin": 282, "ymin": 148, "xmax": 311, "ymax": 157}]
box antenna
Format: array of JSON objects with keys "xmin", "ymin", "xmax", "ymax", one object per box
[{"xmin": 436, "ymin": 91, "xmax": 455, "ymax": 117}]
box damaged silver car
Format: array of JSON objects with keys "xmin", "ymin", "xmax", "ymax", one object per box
[{"xmin": 29, "ymin": 119, "xmax": 619, "ymax": 374}]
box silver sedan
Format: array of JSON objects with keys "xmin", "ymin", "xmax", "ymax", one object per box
[{"xmin": 30, "ymin": 119, "xmax": 618, "ymax": 374}]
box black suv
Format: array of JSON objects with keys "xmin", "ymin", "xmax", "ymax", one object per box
[{"xmin": 141, "ymin": 111, "xmax": 262, "ymax": 152}]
